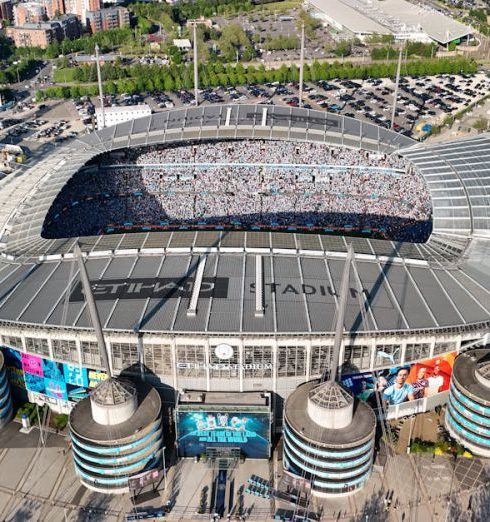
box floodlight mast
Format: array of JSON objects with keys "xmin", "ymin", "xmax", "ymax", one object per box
[
  {"xmin": 74, "ymin": 243, "xmax": 112, "ymax": 376},
  {"xmin": 188, "ymin": 20, "xmax": 207, "ymax": 106},
  {"xmin": 95, "ymin": 44, "xmax": 106, "ymax": 130},
  {"xmin": 298, "ymin": 23, "xmax": 305, "ymax": 108},
  {"xmin": 193, "ymin": 23, "xmax": 198, "ymax": 106},
  {"xmin": 323, "ymin": 244, "xmax": 354, "ymax": 383},
  {"xmin": 390, "ymin": 45, "xmax": 403, "ymax": 131}
]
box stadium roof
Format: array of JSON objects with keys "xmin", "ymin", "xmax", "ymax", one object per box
[
  {"xmin": 371, "ymin": 0, "xmax": 472, "ymax": 44},
  {"xmin": 310, "ymin": 0, "xmax": 472, "ymax": 44},
  {"xmin": 401, "ymin": 134, "xmax": 490, "ymax": 238},
  {"xmin": 309, "ymin": 0, "xmax": 391, "ymax": 36},
  {"xmin": 0, "ymin": 104, "xmax": 488, "ymax": 337}
]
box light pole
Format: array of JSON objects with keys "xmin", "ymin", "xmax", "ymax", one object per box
[
  {"xmin": 162, "ymin": 446, "xmax": 167, "ymax": 490},
  {"xmin": 298, "ymin": 22, "xmax": 305, "ymax": 108},
  {"xmin": 36, "ymin": 404, "xmax": 45, "ymax": 445},
  {"xmin": 189, "ymin": 19, "xmax": 208, "ymax": 106},
  {"xmin": 95, "ymin": 44, "xmax": 106, "ymax": 130},
  {"xmin": 193, "ymin": 22, "xmax": 198, "ymax": 106},
  {"xmin": 390, "ymin": 44, "xmax": 404, "ymax": 131}
]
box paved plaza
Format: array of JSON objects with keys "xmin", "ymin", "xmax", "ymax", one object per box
[{"xmin": 0, "ymin": 419, "xmax": 487, "ymax": 521}]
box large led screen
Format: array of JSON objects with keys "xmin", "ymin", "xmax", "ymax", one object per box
[{"xmin": 176, "ymin": 411, "xmax": 270, "ymax": 459}]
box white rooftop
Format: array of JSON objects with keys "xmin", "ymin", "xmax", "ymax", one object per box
[
  {"xmin": 309, "ymin": 0, "xmax": 391, "ymax": 35},
  {"xmin": 310, "ymin": 0, "xmax": 472, "ymax": 43}
]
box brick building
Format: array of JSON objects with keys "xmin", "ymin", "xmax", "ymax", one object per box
[
  {"xmin": 86, "ymin": 6, "xmax": 129, "ymax": 33},
  {"xmin": 0, "ymin": 0, "xmax": 13, "ymax": 22},
  {"xmin": 6, "ymin": 23, "xmax": 57, "ymax": 48},
  {"xmin": 43, "ymin": 0, "xmax": 65, "ymax": 19},
  {"xmin": 13, "ymin": 2, "xmax": 46, "ymax": 25},
  {"xmin": 6, "ymin": 14, "xmax": 80, "ymax": 48}
]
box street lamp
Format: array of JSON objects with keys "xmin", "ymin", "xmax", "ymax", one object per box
[
  {"xmin": 188, "ymin": 19, "xmax": 208, "ymax": 106},
  {"xmin": 162, "ymin": 446, "xmax": 167, "ymax": 490}
]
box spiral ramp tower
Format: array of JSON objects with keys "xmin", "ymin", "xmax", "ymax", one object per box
[
  {"xmin": 283, "ymin": 380, "xmax": 376, "ymax": 497},
  {"xmin": 69, "ymin": 377, "xmax": 163, "ymax": 494},
  {"xmin": 0, "ymin": 352, "xmax": 13, "ymax": 429},
  {"xmin": 446, "ymin": 349, "xmax": 490, "ymax": 458},
  {"xmin": 282, "ymin": 245, "xmax": 376, "ymax": 497}
]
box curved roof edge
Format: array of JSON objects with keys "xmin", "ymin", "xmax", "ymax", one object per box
[{"xmin": 0, "ymin": 104, "xmax": 414, "ymax": 258}]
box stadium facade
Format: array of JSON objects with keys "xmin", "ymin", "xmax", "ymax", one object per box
[{"xmin": 0, "ymin": 104, "xmax": 488, "ymax": 433}]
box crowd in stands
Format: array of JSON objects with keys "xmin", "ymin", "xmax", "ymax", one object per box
[{"xmin": 43, "ymin": 140, "xmax": 432, "ymax": 242}]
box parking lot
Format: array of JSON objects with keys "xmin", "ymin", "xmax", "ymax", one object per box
[
  {"xmin": 3, "ymin": 72, "xmax": 490, "ymax": 150},
  {"xmin": 142, "ymin": 72, "xmax": 490, "ymax": 138}
]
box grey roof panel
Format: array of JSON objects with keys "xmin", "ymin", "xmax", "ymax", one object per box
[
  {"xmin": 433, "ymin": 270, "xmax": 488, "ymax": 323},
  {"xmin": 381, "ymin": 264, "xmax": 434, "ymax": 329},
  {"xmin": 106, "ymin": 299, "xmax": 147, "ymax": 330},
  {"xmin": 327, "ymin": 259, "xmax": 365, "ymax": 332},
  {"xmin": 207, "ymin": 255, "xmax": 243, "ymax": 333},
  {"xmin": 102, "ymin": 256, "xmax": 137, "ymax": 279},
  {"xmin": 300, "ymin": 257, "xmax": 336, "ymax": 332},
  {"xmin": 274, "ymin": 257, "xmax": 309, "ymax": 332},
  {"xmin": 18, "ymin": 261, "xmax": 74, "ymax": 324},
  {"xmin": 0, "ymin": 262, "xmax": 58, "ymax": 321},
  {"xmin": 407, "ymin": 267, "xmax": 462, "ymax": 326},
  {"xmin": 355, "ymin": 262, "xmax": 406, "ymax": 331}
]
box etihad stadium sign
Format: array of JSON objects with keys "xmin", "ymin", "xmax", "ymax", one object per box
[{"xmin": 176, "ymin": 362, "xmax": 273, "ymax": 371}]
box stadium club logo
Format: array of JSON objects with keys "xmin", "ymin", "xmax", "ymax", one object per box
[{"xmin": 69, "ymin": 277, "xmax": 229, "ymax": 301}]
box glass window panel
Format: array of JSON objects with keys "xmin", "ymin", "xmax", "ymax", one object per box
[
  {"xmin": 209, "ymin": 345, "xmax": 239, "ymax": 379},
  {"xmin": 81, "ymin": 341, "xmax": 101, "ymax": 367},
  {"xmin": 111, "ymin": 342, "xmax": 138, "ymax": 372},
  {"xmin": 405, "ymin": 343, "xmax": 430, "ymax": 363},
  {"xmin": 176, "ymin": 345, "xmax": 206, "ymax": 378},
  {"xmin": 1, "ymin": 336, "xmax": 22, "ymax": 349},
  {"xmin": 25, "ymin": 337, "xmax": 49, "ymax": 357},
  {"xmin": 52, "ymin": 339, "xmax": 78, "ymax": 363},
  {"xmin": 374, "ymin": 344, "xmax": 402, "ymax": 368},
  {"xmin": 277, "ymin": 346, "xmax": 306, "ymax": 377},
  {"xmin": 243, "ymin": 346, "xmax": 273, "ymax": 379},
  {"xmin": 310, "ymin": 346, "xmax": 333, "ymax": 378},
  {"xmin": 144, "ymin": 344, "xmax": 173, "ymax": 375}
]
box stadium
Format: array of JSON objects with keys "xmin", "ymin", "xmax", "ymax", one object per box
[{"xmin": 0, "ymin": 103, "xmax": 488, "ymax": 435}]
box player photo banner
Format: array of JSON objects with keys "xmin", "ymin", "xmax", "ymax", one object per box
[{"xmin": 341, "ymin": 352, "xmax": 457, "ymax": 412}]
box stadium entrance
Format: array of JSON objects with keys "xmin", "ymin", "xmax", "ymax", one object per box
[
  {"xmin": 175, "ymin": 391, "xmax": 272, "ymax": 460},
  {"xmin": 205, "ymin": 447, "xmax": 241, "ymax": 469}
]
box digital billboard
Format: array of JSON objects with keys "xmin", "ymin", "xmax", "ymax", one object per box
[
  {"xmin": 0, "ymin": 347, "xmax": 108, "ymax": 407},
  {"xmin": 341, "ymin": 352, "xmax": 457, "ymax": 411},
  {"xmin": 176, "ymin": 411, "xmax": 270, "ymax": 459}
]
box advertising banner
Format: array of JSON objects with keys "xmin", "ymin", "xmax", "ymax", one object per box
[
  {"xmin": 1, "ymin": 348, "xmax": 25, "ymax": 389},
  {"xmin": 1, "ymin": 347, "xmax": 108, "ymax": 407},
  {"xmin": 21, "ymin": 353, "xmax": 44, "ymax": 377},
  {"xmin": 341, "ymin": 352, "xmax": 456, "ymax": 411},
  {"xmin": 177, "ymin": 411, "xmax": 270, "ymax": 459},
  {"xmin": 63, "ymin": 364, "xmax": 89, "ymax": 387}
]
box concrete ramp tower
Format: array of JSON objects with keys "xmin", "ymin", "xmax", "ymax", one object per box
[
  {"xmin": 69, "ymin": 244, "xmax": 163, "ymax": 493},
  {"xmin": 69, "ymin": 378, "xmax": 163, "ymax": 494},
  {"xmin": 282, "ymin": 245, "xmax": 376, "ymax": 496},
  {"xmin": 0, "ymin": 352, "xmax": 13, "ymax": 429},
  {"xmin": 445, "ymin": 349, "xmax": 490, "ymax": 457}
]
